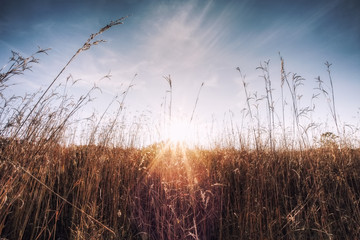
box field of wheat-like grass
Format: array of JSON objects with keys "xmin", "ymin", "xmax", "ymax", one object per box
[{"xmin": 1, "ymin": 19, "xmax": 359, "ymax": 240}]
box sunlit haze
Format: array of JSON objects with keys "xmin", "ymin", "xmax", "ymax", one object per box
[{"xmin": 1, "ymin": 0, "xmax": 359, "ymax": 147}]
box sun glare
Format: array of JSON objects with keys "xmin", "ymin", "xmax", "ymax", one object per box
[
  {"xmin": 169, "ymin": 120, "xmax": 191, "ymax": 145},
  {"xmin": 161, "ymin": 115, "xmax": 210, "ymax": 148}
]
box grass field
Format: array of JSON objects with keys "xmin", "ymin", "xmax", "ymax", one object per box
[{"xmin": 1, "ymin": 19, "xmax": 359, "ymax": 239}]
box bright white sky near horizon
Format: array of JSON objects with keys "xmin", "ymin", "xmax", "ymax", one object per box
[{"xmin": 1, "ymin": 0, "xmax": 360, "ymax": 145}]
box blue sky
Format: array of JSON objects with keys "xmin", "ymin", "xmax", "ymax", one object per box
[{"xmin": 1, "ymin": 0, "xmax": 360, "ymax": 145}]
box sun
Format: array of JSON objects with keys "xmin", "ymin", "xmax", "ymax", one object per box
[
  {"xmin": 169, "ymin": 120, "xmax": 191, "ymax": 145},
  {"xmin": 161, "ymin": 116, "xmax": 209, "ymax": 148}
]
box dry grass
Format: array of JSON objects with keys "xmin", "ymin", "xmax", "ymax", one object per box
[
  {"xmin": 1, "ymin": 142, "xmax": 359, "ymax": 239},
  {"xmin": 0, "ymin": 18, "xmax": 359, "ymax": 239}
]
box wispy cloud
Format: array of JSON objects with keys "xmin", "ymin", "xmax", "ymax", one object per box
[
  {"xmin": 74, "ymin": 0, "xmax": 241, "ymax": 115},
  {"xmin": 134, "ymin": 1, "xmax": 232, "ymax": 80}
]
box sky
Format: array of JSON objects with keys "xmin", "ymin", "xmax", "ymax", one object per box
[{"xmin": 1, "ymin": 0, "xmax": 360, "ymax": 146}]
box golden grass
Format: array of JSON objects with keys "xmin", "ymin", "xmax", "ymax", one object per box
[{"xmin": 1, "ymin": 142, "xmax": 360, "ymax": 239}]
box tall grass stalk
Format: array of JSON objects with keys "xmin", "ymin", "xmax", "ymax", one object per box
[
  {"xmin": 101, "ymin": 73, "xmax": 136, "ymax": 147},
  {"xmin": 163, "ymin": 75, "xmax": 173, "ymax": 139},
  {"xmin": 281, "ymin": 59, "xmax": 308, "ymax": 149},
  {"xmin": 280, "ymin": 55, "xmax": 288, "ymax": 147},
  {"xmin": 257, "ymin": 60, "xmax": 275, "ymax": 150},
  {"xmin": 236, "ymin": 67, "xmax": 259, "ymax": 150},
  {"xmin": 315, "ymin": 61, "xmax": 340, "ymax": 135},
  {"xmin": 190, "ymin": 82, "xmax": 204, "ymax": 124},
  {"xmin": 13, "ymin": 17, "xmax": 127, "ymax": 139}
]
